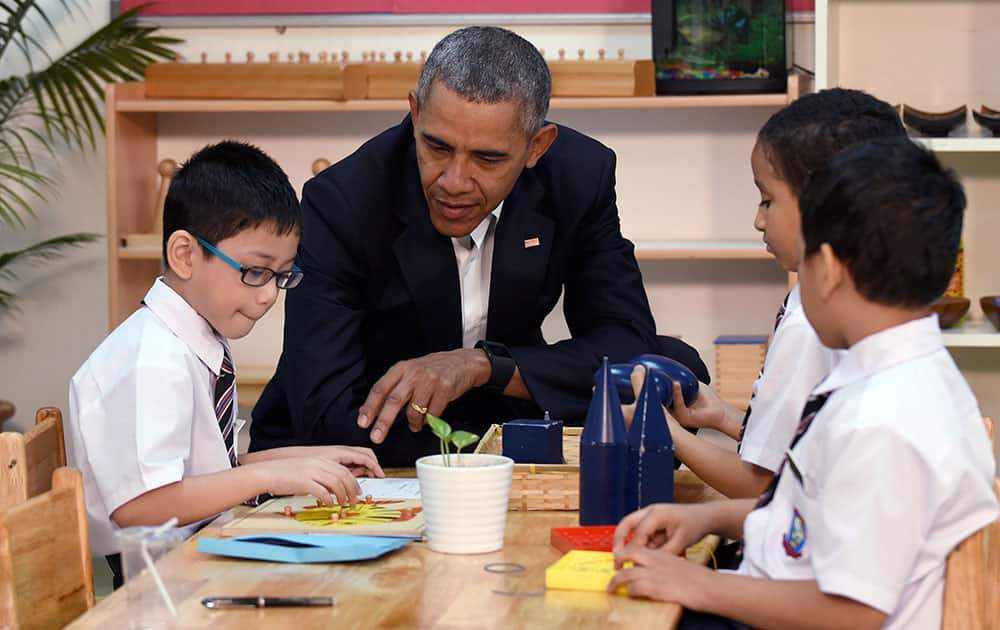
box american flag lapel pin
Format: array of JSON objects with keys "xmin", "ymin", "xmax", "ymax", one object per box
[{"xmin": 524, "ymin": 237, "xmax": 541, "ymax": 249}]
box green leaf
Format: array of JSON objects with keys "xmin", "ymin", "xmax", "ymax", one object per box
[
  {"xmin": 425, "ymin": 413, "xmax": 452, "ymax": 442},
  {"xmin": 449, "ymin": 431, "xmax": 479, "ymax": 453}
]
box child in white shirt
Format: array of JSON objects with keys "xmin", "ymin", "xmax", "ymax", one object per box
[
  {"xmin": 611, "ymin": 138, "xmax": 997, "ymax": 629},
  {"xmin": 68, "ymin": 141, "xmax": 384, "ymax": 587}
]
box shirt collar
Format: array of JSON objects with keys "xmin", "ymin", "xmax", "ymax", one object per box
[
  {"xmin": 813, "ymin": 314, "xmax": 943, "ymax": 395},
  {"xmin": 456, "ymin": 202, "xmax": 503, "ymax": 250},
  {"xmin": 142, "ymin": 277, "xmax": 228, "ymax": 376}
]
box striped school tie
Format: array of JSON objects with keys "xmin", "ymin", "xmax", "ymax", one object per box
[
  {"xmin": 753, "ymin": 390, "xmax": 831, "ymax": 509},
  {"xmin": 214, "ymin": 345, "xmax": 238, "ymax": 468},
  {"xmin": 737, "ymin": 291, "xmax": 792, "ymax": 445}
]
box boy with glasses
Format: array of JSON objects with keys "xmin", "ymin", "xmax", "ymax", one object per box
[{"xmin": 67, "ymin": 141, "xmax": 384, "ymax": 588}]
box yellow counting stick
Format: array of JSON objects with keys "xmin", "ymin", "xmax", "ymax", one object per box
[{"xmin": 545, "ymin": 550, "xmax": 631, "ymax": 594}]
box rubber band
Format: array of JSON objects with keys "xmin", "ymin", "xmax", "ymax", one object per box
[
  {"xmin": 491, "ymin": 589, "xmax": 544, "ymax": 597},
  {"xmin": 484, "ymin": 562, "xmax": 526, "ymax": 574},
  {"xmin": 687, "ymin": 543, "xmax": 718, "ymax": 570}
]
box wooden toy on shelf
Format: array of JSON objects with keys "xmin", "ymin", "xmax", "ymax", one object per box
[
  {"xmin": 547, "ymin": 48, "xmax": 654, "ymax": 97},
  {"xmin": 343, "ymin": 50, "xmax": 424, "ymax": 100},
  {"xmin": 122, "ymin": 158, "xmax": 177, "ymax": 251},
  {"xmin": 713, "ymin": 335, "xmax": 768, "ymax": 409},
  {"xmin": 145, "ymin": 52, "xmax": 345, "ymax": 100}
]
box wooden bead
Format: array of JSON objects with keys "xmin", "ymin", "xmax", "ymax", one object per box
[
  {"xmin": 283, "ymin": 505, "xmax": 293, "ymax": 517},
  {"xmin": 405, "ymin": 51, "xmax": 413, "ymax": 62},
  {"xmin": 158, "ymin": 158, "xmax": 178, "ymax": 178},
  {"xmin": 311, "ymin": 158, "xmax": 330, "ymax": 175},
  {"xmin": 577, "ymin": 48, "xmax": 585, "ymax": 61},
  {"xmin": 598, "ymin": 48, "xmax": 605, "ymax": 61},
  {"xmin": 200, "ymin": 52, "xmax": 207, "ymax": 64},
  {"xmin": 618, "ymin": 48, "xmax": 625, "ymax": 60},
  {"xmin": 246, "ymin": 52, "xmax": 254, "ymax": 63},
  {"xmin": 393, "ymin": 51, "xmax": 402, "ymax": 62},
  {"xmin": 318, "ymin": 51, "xmax": 328, "ymax": 63},
  {"xmin": 341, "ymin": 51, "xmax": 349, "ymax": 62},
  {"xmin": 558, "ymin": 48, "xmax": 565, "ymax": 60},
  {"xmin": 224, "ymin": 52, "xmax": 231, "ymax": 63},
  {"xmin": 269, "ymin": 52, "xmax": 279, "ymax": 63}
]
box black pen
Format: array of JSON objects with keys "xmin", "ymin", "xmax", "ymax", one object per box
[{"xmin": 202, "ymin": 596, "xmax": 335, "ymax": 609}]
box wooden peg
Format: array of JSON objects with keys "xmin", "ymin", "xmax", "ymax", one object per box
[
  {"xmin": 311, "ymin": 158, "xmax": 331, "ymax": 175},
  {"xmin": 558, "ymin": 48, "xmax": 565, "ymax": 60},
  {"xmin": 419, "ymin": 50, "xmax": 427, "ymax": 62},
  {"xmin": 341, "ymin": 50, "xmax": 349, "ymax": 62},
  {"xmin": 152, "ymin": 159, "xmax": 178, "ymax": 236},
  {"xmin": 330, "ymin": 51, "xmax": 339, "ymax": 62},
  {"xmin": 224, "ymin": 52, "xmax": 231, "ymax": 63},
  {"xmin": 299, "ymin": 51, "xmax": 309, "ymax": 63},
  {"xmin": 362, "ymin": 52, "xmax": 370, "ymax": 62},
  {"xmin": 598, "ymin": 48, "xmax": 605, "ymax": 61},
  {"xmin": 246, "ymin": 51, "xmax": 255, "ymax": 63},
  {"xmin": 287, "ymin": 52, "xmax": 295, "ymax": 62},
  {"xmin": 378, "ymin": 51, "xmax": 386, "ymax": 62},
  {"xmin": 200, "ymin": 52, "xmax": 207, "ymax": 64},
  {"xmin": 393, "ymin": 51, "xmax": 402, "ymax": 63},
  {"xmin": 406, "ymin": 51, "xmax": 413, "ymax": 62},
  {"xmin": 617, "ymin": 48, "xmax": 625, "ymax": 60},
  {"xmin": 172, "ymin": 52, "xmax": 181, "ymax": 63},
  {"xmin": 577, "ymin": 48, "xmax": 585, "ymax": 61},
  {"xmin": 318, "ymin": 51, "xmax": 328, "ymax": 63},
  {"xmin": 268, "ymin": 51, "xmax": 279, "ymax": 63}
]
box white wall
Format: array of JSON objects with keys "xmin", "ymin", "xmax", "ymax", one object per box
[{"xmin": 3, "ymin": 6, "xmax": 819, "ymax": 433}]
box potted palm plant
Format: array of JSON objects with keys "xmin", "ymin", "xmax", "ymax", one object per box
[
  {"xmin": 416, "ymin": 414, "xmax": 514, "ymax": 554},
  {"xmin": 0, "ymin": 3, "xmax": 177, "ymax": 420}
]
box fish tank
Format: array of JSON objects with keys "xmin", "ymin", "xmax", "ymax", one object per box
[{"xmin": 652, "ymin": 0, "xmax": 787, "ymax": 95}]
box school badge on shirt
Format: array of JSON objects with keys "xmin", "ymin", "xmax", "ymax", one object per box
[{"xmin": 782, "ymin": 508, "xmax": 807, "ymax": 558}]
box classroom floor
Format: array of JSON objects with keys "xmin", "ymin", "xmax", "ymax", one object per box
[{"xmin": 91, "ymin": 423, "xmax": 736, "ymax": 596}]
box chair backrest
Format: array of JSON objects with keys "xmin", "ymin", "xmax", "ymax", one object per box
[
  {"xmin": 0, "ymin": 407, "xmax": 67, "ymax": 511},
  {"xmin": 0, "ymin": 467, "xmax": 94, "ymax": 629},
  {"xmin": 942, "ymin": 416, "xmax": 999, "ymax": 629}
]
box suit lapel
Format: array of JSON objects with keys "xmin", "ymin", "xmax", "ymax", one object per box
[
  {"xmin": 487, "ymin": 169, "xmax": 554, "ymax": 341},
  {"xmin": 392, "ymin": 152, "xmax": 463, "ymax": 352}
]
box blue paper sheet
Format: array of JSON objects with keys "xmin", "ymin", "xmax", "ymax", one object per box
[{"xmin": 198, "ymin": 533, "xmax": 415, "ymax": 563}]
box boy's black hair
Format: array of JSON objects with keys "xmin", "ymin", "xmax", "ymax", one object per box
[
  {"xmin": 800, "ymin": 138, "xmax": 965, "ymax": 308},
  {"xmin": 758, "ymin": 88, "xmax": 906, "ymax": 194},
  {"xmin": 162, "ymin": 140, "xmax": 300, "ymax": 266}
]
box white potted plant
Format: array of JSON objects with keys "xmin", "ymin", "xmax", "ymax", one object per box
[{"xmin": 415, "ymin": 414, "xmax": 514, "ymax": 554}]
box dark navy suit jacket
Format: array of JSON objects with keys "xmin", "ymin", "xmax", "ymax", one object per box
[{"xmin": 250, "ymin": 116, "xmax": 663, "ymax": 466}]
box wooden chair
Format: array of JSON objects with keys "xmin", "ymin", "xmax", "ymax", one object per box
[
  {"xmin": 0, "ymin": 467, "xmax": 95, "ymax": 629},
  {"xmin": 0, "ymin": 407, "xmax": 67, "ymax": 512},
  {"xmin": 942, "ymin": 416, "xmax": 999, "ymax": 629}
]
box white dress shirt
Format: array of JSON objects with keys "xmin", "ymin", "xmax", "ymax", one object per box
[
  {"xmin": 452, "ymin": 203, "xmax": 502, "ymax": 349},
  {"xmin": 740, "ymin": 284, "xmax": 844, "ymax": 472},
  {"xmin": 67, "ymin": 278, "xmax": 235, "ymax": 555},
  {"xmin": 738, "ymin": 315, "xmax": 998, "ymax": 628}
]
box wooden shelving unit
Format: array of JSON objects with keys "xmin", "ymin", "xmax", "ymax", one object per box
[{"xmin": 942, "ymin": 320, "xmax": 1000, "ymax": 349}]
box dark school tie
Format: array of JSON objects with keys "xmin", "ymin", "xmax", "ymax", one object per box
[
  {"xmin": 753, "ymin": 390, "xmax": 832, "ymax": 509},
  {"xmin": 214, "ymin": 345, "xmax": 238, "ymax": 468},
  {"xmin": 737, "ymin": 291, "xmax": 792, "ymax": 445}
]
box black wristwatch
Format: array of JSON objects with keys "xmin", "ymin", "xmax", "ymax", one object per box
[{"xmin": 474, "ymin": 340, "xmax": 516, "ymax": 393}]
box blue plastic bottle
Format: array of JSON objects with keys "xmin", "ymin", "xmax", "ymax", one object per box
[
  {"xmin": 626, "ymin": 369, "xmax": 675, "ymax": 513},
  {"xmin": 579, "ymin": 357, "xmax": 629, "ymax": 526}
]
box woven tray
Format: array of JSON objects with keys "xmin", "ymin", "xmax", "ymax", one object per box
[{"xmin": 474, "ymin": 424, "xmax": 581, "ymax": 511}]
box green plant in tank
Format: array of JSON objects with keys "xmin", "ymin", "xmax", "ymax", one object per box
[{"xmin": 0, "ymin": 2, "xmax": 179, "ymax": 314}]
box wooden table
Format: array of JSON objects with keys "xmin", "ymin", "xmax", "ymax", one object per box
[{"xmin": 68, "ymin": 471, "xmax": 722, "ymax": 629}]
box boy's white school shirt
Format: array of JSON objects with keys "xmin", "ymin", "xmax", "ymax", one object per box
[
  {"xmin": 738, "ymin": 315, "xmax": 998, "ymax": 629},
  {"xmin": 67, "ymin": 278, "xmax": 237, "ymax": 556},
  {"xmin": 740, "ymin": 284, "xmax": 844, "ymax": 473}
]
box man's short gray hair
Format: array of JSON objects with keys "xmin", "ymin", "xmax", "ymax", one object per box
[{"xmin": 416, "ymin": 26, "xmax": 551, "ymax": 135}]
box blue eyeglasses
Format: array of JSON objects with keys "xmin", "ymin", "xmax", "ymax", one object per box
[{"xmin": 195, "ymin": 236, "xmax": 304, "ymax": 289}]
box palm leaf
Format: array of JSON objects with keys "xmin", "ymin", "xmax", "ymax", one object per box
[{"xmin": 0, "ymin": 232, "xmax": 100, "ymax": 314}]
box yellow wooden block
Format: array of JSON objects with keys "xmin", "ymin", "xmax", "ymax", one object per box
[{"xmin": 545, "ymin": 550, "xmax": 624, "ymax": 593}]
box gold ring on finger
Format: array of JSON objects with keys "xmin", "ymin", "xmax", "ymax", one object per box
[{"xmin": 410, "ymin": 402, "xmax": 429, "ymax": 415}]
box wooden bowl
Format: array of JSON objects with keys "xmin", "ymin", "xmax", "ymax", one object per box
[
  {"xmin": 972, "ymin": 106, "xmax": 1000, "ymax": 138},
  {"xmin": 980, "ymin": 296, "xmax": 1000, "ymax": 331},
  {"xmin": 902, "ymin": 104, "xmax": 967, "ymax": 138},
  {"xmin": 931, "ymin": 296, "xmax": 970, "ymax": 329}
]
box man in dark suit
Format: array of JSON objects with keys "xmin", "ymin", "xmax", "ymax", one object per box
[{"xmin": 251, "ymin": 26, "xmax": 675, "ymax": 466}]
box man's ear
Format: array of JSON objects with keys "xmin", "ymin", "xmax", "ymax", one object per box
[
  {"xmin": 525, "ymin": 123, "xmax": 558, "ymax": 168},
  {"xmin": 816, "ymin": 242, "xmax": 847, "ymax": 300},
  {"xmin": 408, "ymin": 90, "xmax": 420, "ymax": 126},
  {"xmin": 166, "ymin": 230, "xmax": 198, "ymax": 281}
]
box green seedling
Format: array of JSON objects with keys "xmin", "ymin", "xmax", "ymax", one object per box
[{"xmin": 426, "ymin": 413, "xmax": 479, "ymax": 467}]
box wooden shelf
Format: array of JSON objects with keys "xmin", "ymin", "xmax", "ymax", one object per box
[
  {"xmin": 942, "ymin": 319, "xmax": 1000, "ymax": 348},
  {"xmin": 634, "ymin": 239, "xmax": 770, "ymax": 260},
  {"xmin": 111, "ymin": 82, "xmax": 792, "ymax": 114},
  {"xmin": 118, "ymin": 243, "xmax": 161, "ymax": 259},
  {"xmin": 914, "ymin": 136, "xmax": 1000, "ymax": 154}
]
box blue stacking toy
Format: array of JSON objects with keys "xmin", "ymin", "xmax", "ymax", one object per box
[
  {"xmin": 502, "ymin": 413, "xmax": 564, "ymax": 464},
  {"xmin": 579, "ymin": 357, "xmax": 629, "ymax": 526},
  {"xmin": 629, "ymin": 354, "xmax": 699, "ymax": 407},
  {"xmin": 625, "ymin": 370, "xmax": 675, "ymax": 513},
  {"xmin": 607, "ymin": 363, "xmax": 673, "ymax": 406}
]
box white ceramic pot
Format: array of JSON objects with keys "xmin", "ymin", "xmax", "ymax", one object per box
[{"xmin": 416, "ymin": 453, "xmax": 514, "ymax": 554}]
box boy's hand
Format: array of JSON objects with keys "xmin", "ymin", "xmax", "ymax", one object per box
[
  {"xmin": 607, "ymin": 544, "xmax": 712, "ymax": 606},
  {"xmin": 254, "ymin": 457, "xmax": 362, "ymax": 506},
  {"xmin": 672, "ymin": 382, "xmax": 726, "ymax": 430},
  {"xmin": 307, "ymin": 445, "xmax": 385, "ymax": 478},
  {"xmin": 613, "ymin": 503, "xmax": 719, "ymax": 561}
]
